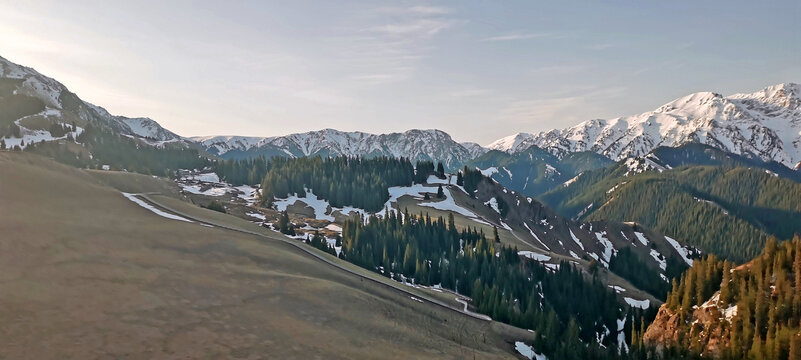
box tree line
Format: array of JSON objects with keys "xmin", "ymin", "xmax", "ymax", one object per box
[
  {"xmin": 337, "ymin": 210, "xmax": 658, "ymax": 359},
  {"xmin": 660, "ymin": 235, "xmax": 801, "ymax": 359}
]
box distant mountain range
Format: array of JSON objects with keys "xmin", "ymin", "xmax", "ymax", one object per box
[
  {"xmin": 2, "ymin": 54, "xmax": 800, "ymax": 173},
  {"xmin": 191, "ymin": 129, "xmax": 487, "ymax": 169},
  {"xmin": 195, "ymin": 83, "xmax": 801, "ymax": 172},
  {"xmin": 488, "ymin": 83, "xmax": 801, "ymax": 170}
]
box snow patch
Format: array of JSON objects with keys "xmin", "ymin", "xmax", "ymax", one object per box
[
  {"xmin": 624, "ymin": 297, "xmax": 650, "ymax": 309},
  {"xmin": 484, "ymin": 197, "xmax": 500, "ymax": 214},
  {"xmin": 664, "ymin": 236, "xmax": 694, "ymax": 266},
  {"xmin": 569, "ymin": 230, "xmax": 585, "ymax": 250},
  {"xmin": 515, "ymin": 341, "xmax": 547, "ymax": 360},
  {"xmin": 519, "ymin": 251, "xmax": 551, "ymax": 262},
  {"xmin": 650, "ymin": 249, "xmax": 667, "ymax": 270},
  {"xmin": 634, "ymin": 232, "xmax": 648, "ymax": 246},
  {"xmin": 479, "ymin": 166, "xmax": 498, "ymax": 177},
  {"xmin": 122, "ymin": 193, "xmax": 192, "ymax": 223},
  {"xmin": 274, "ymin": 189, "xmax": 334, "ymax": 221}
]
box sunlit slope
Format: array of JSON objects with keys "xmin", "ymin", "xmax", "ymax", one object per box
[{"xmin": 0, "ymin": 152, "xmax": 519, "ymax": 359}]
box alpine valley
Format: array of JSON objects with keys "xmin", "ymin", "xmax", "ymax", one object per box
[{"xmin": 2, "ymin": 53, "xmax": 801, "ymax": 360}]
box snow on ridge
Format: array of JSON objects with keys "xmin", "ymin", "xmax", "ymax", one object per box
[
  {"xmin": 595, "ymin": 232, "xmax": 616, "ymax": 264},
  {"xmin": 488, "ymin": 83, "xmax": 801, "ymax": 168},
  {"xmin": 633, "ymin": 232, "xmax": 649, "ymax": 246},
  {"xmin": 419, "ymin": 186, "xmax": 485, "ymax": 222},
  {"xmin": 664, "ymin": 236, "xmax": 694, "ymax": 266},
  {"xmin": 484, "ymin": 197, "xmax": 500, "ymax": 214},
  {"xmin": 649, "ymin": 249, "xmax": 667, "ymax": 271},
  {"xmin": 191, "ymin": 128, "xmax": 488, "ymax": 168},
  {"xmin": 486, "ymin": 132, "xmax": 534, "ymax": 153},
  {"xmin": 479, "ymin": 166, "xmax": 499, "ymax": 177},
  {"xmin": 524, "ymin": 222, "xmax": 550, "ymax": 250},
  {"xmin": 569, "ymin": 230, "xmax": 585, "ymax": 251}
]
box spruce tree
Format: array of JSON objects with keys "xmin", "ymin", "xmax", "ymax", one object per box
[
  {"xmin": 436, "ymin": 184, "xmax": 444, "ymax": 199},
  {"xmin": 720, "ymin": 260, "xmax": 732, "ymax": 306}
]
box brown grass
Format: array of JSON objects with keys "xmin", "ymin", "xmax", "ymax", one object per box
[{"xmin": 0, "ymin": 152, "xmax": 530, "ymax": 359}]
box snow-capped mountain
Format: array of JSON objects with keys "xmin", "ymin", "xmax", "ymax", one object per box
[
  {"xmin": 192, "ymin": 128, "xmax": 487, "ymax": 169},
  {"xmin": 0, "ymin": 55, "xmax": 183, "ymax": 146},
  {"xmin": 489, "ymin": 83, "xmax": 801, "ymax": 169}
]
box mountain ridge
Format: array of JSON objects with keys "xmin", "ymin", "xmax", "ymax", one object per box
[
  {"xmin": 192, "ymin": 128, "xmax": 488, "ymax": 169},
  {"xmin": 488, "ymin": 83, "xmax": 801, "ymax": 169}
]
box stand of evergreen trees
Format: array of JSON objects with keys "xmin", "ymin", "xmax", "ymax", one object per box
[
  {"xmin": 542, "ymin": 164, "xmax": 801, "ymax": 263},
  {"xmin": 212, "ymin": 155, "xmax": 268, "ymax": 185},
  {"xmin": 25, "ymin": 123, "xmax": 209, "ymax": 176},
  {"xmin": 660, "ymin": 235, "xmax": 801, "ymax": 359},
  {"xmin": 339, "ymin": 210, "xmax": 658, "ymax": 359},
  {"xmin": 258, "ymin": 156, "xmax": 417, "ymax": 212},
  {"xmin": 461, "ymin": 166, "xmax": 485, "ymax": 197},
  {"xmin": 609, "ymin": 247, "xmax": 688, "ymax": 299}
]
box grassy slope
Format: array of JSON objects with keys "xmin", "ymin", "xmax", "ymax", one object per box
[{"xmin": 0, "ymin": 152, "xmax": 529, "ymax": 359}]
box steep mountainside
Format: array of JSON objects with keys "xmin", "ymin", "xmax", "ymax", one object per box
[
  {"xmin": 540, "ymin": 153, "xmax": 801, "ymax": 262},
  {"xmin": 459, "ymin": 168, "xmax": 696, "ymax": 299},
  {"xmin": 0, "ymin": 56, "xmax": 183, "ymax": 146},
  {"xmin": 644, "ymin": 237, "xmax": 801, "ymax": 359},
  {"xmin": 489, "ymin": 83, "xmax": 801, "ymax": 169},
  {"xmin": 0, "ymin": 55, "xmax": 202, "ymax": 174},
  {"xmin": 212, "ymin": 155, "xmax": 705, "ymax": 357},
  {"xmin": 235, "ymin": 155, "xmax": 698, "ymax": 304},
  {"xmin": 192, "ymin": 129, "xmax": 488, "ymax": 169},
  {"xmin": 468, "ymin": 146, "xmax": 614, "ymax": 197}
]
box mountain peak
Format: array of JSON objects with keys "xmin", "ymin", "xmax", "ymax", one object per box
[
  {"xmin": 490, "ymin": 82, "xmax": 801, "ymax": 168},
  {"xmin": 486, "ymin": 132, "xmax": 534, "ymax": 153},
  {"xmin": 192, "ymin": 128, "xmax": 487, "ymax": 168}
]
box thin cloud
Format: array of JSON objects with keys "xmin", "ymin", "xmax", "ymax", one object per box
[
  {"xmin": 372, "ymin": 19, "xmax": 457, "ymax": 37},
  {"xmin": 336, "ymin": 6, "xmax": 461, "ymax": 85},
  {"xmin": 374, "ymin": 5, "xmax": 452, "ymax": 15},
  {"xmin": 449, "ymin": 88, "xmax": 491, "ymax": 98},
  {"xmin": 498, "ymin": 86, "xmax": 628, "ymax": 128},
  {"xmin": 480, "ymin": 32, "xmax": 553, "ymax": 42}
]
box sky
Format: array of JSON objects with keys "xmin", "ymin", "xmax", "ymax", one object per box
[{"xmin": 1, "ymin": 1, "xmax": 799, "ymax": 145}]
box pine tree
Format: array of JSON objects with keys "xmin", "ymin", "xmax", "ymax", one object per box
[
  {"xmin": 493, "ymin": 225, "xmax": 500, "ymax": 243},
  {"xmin": 720, "ymin": 260, "xmax": 732, "ymax": 306},
  {"xmin": 790, "ymin": 333, "xmax": 801, "ymax": 360},
  {"xmin": 447, "ymin": 213, "xmax": 455, "ymax": 232},
  {"xmin": 436, "ymin": 162, "xmax": 445, "ymax": 178},
  {"xmin": 456, "ymin": 171, "xmax": 463, "ymax": 186},
  {"xmin": 436, "ymin": 184, "xmax": 444, "ymax": 199}
]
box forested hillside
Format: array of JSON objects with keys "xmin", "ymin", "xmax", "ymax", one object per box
[
  {"xmin": 468, "ymin": 145, "xmax": 613, "ymax": 197},
  {"xmin": 258, "ymin": 156, "xmax": 420, "ymax": 212},
  {"xmin": 339, "ymin": 211, "xmax": 655, "ymax": 359},
  {"xmin": 645, "ymin": 236, "xmax": 801, "ymax": 359},
  {"xmin": 541, "ymin": 165, "xmax": 801, "ymax": 263},
  {"xmin": 24, "ymin": 123, "xmax": 208, "ymax": 176}
]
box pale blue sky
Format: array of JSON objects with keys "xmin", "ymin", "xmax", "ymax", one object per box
[{"xmin": 1, "ymin": 1, "xmax": 799, "ymax": 144}]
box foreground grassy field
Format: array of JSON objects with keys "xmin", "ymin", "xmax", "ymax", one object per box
[{"xmin": 0, "ymin": 152, "xmax": 531, "ymax": 359}]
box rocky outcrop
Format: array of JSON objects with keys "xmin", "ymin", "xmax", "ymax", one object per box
[{"xmin": 644, "ymin": 292, "xmax": 736, "ymax": 357}]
